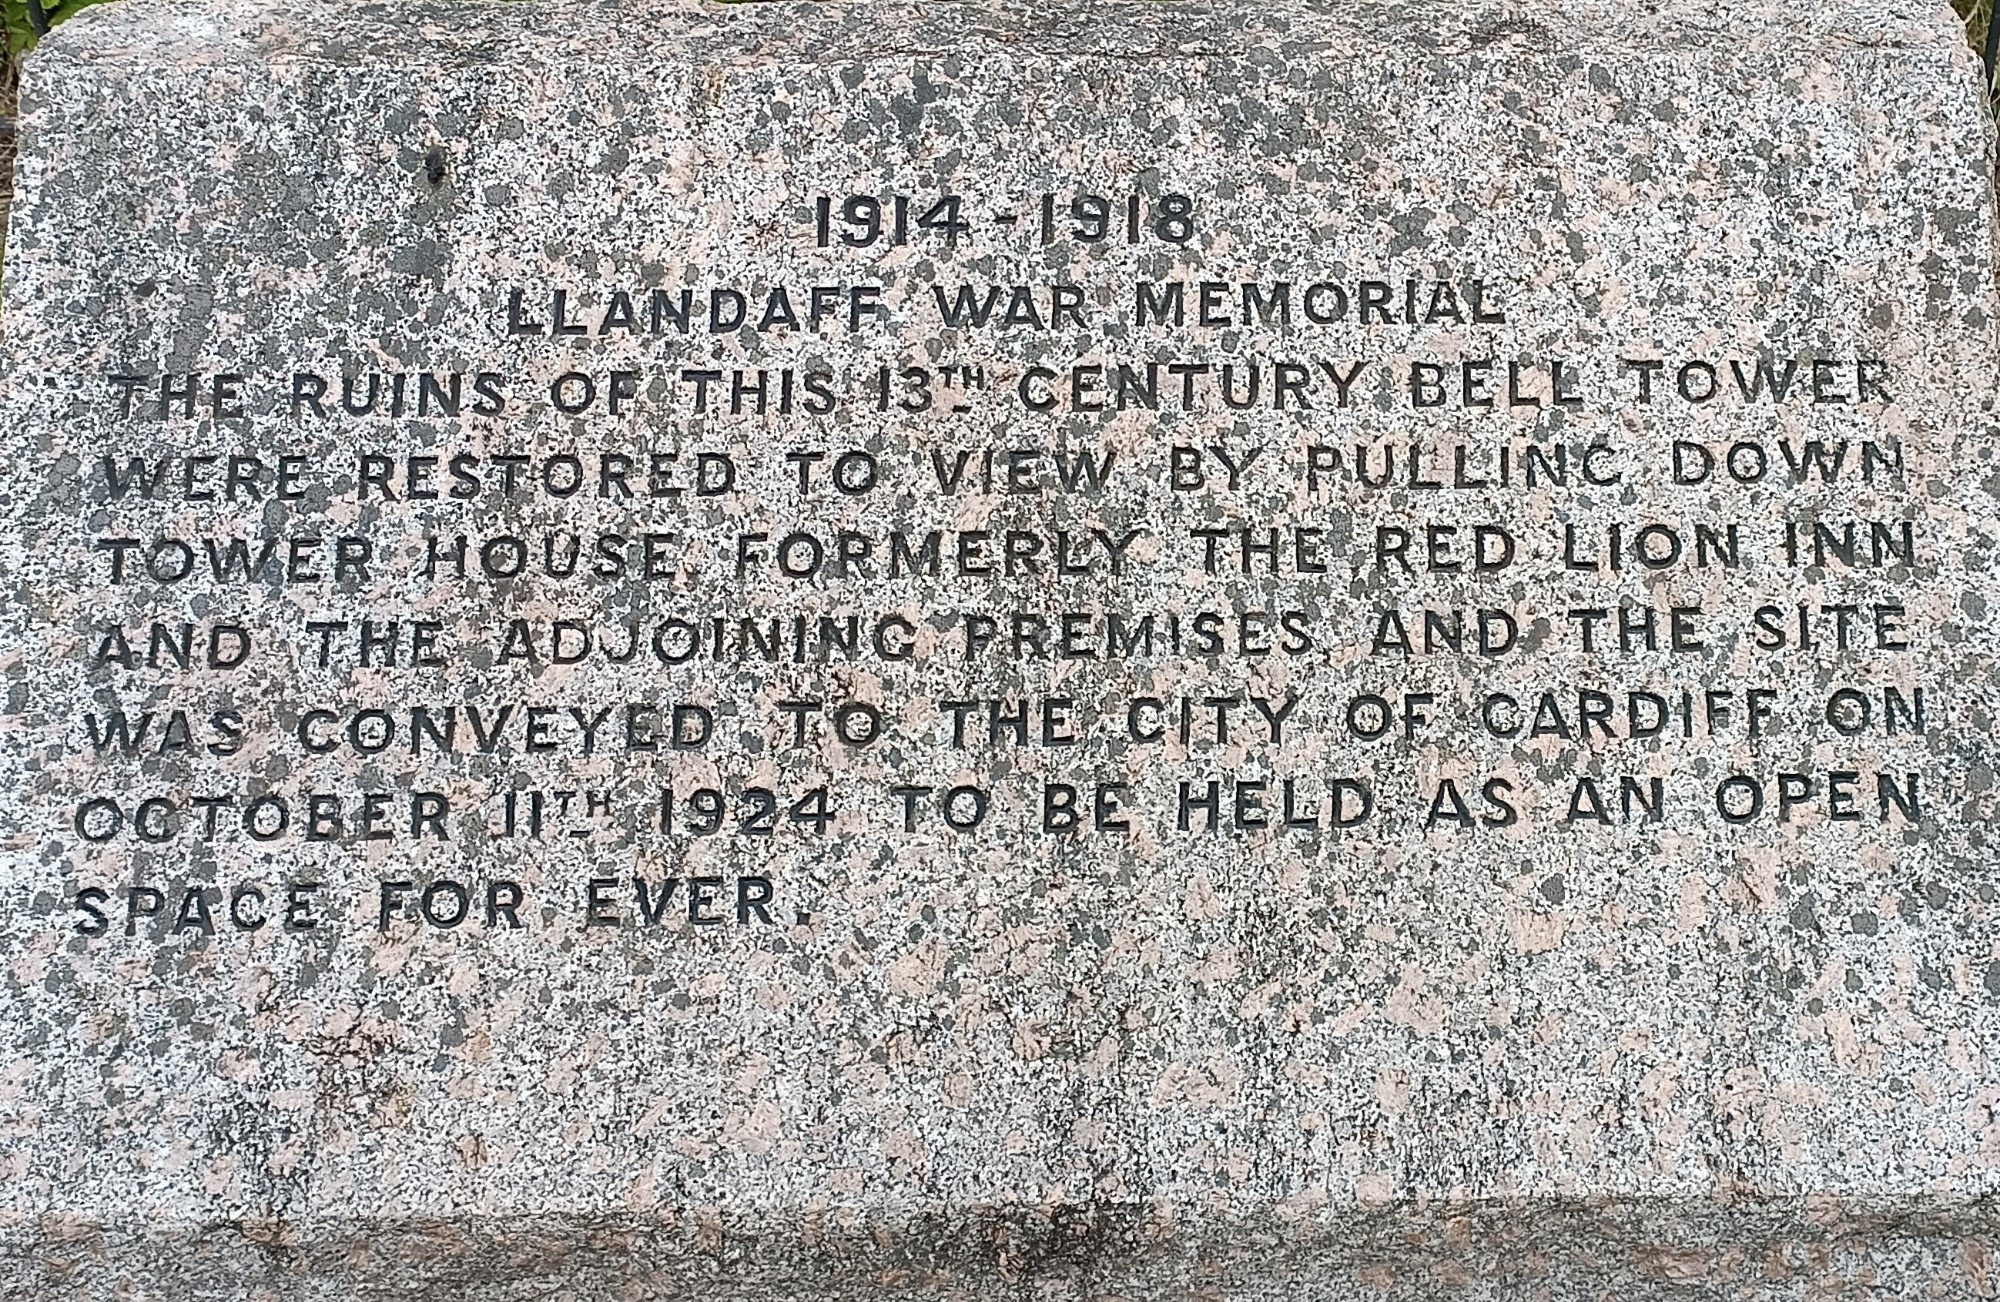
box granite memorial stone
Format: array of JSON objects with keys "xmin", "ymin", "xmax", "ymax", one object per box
[{"xmin": 1, "ymin": 0, "xmax": 1997, "ymax": 1296}]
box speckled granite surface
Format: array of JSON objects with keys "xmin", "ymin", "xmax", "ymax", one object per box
[{"xmin": 0, "ymin": 0, "xmax": 1997, "ymax": 1297}]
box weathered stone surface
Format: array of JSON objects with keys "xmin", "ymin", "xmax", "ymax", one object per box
[{"xmin": 1, "ymin": 0, "xmax": 1997, "ymax": 1296}]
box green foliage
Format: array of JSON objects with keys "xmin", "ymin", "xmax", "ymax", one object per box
[{"xmin": 2, "ymin": 0, "xmax": 112, "ymax": 59}]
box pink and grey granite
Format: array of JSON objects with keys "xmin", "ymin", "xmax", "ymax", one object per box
[{"xmin": 0, "ymin": 0, "xmax": 1997, "ymax": 1296}]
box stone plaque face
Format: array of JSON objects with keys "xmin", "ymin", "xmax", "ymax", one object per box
[{"xmin": 3, "ymin": 0, "xmax": 1998, "ymax": 1295}]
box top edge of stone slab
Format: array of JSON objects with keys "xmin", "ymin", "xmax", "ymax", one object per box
[{"xmin": 26, "ymin": 0, "xmax": 1971, "ymax": 73}]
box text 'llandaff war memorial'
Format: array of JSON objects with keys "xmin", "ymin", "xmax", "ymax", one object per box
[{"xmin": 2, "ymin": 0, "xmax": 1998, "ymax": 1296}]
